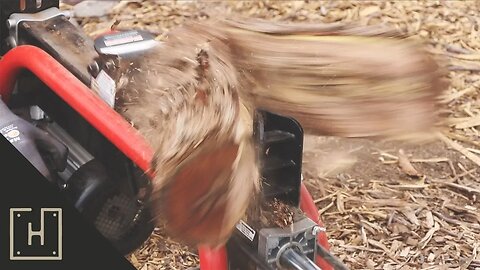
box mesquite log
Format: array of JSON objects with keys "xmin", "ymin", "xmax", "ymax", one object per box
[
  {"xmin": 113, "ymin": 19, "xmax": 447, "ymax": 246},
  {"xmin": 115, "ymin": 25, "xmax": 259, "ymax": 246},
  {"xmin": 221, "ymin": 18, "xmax": 446, "ymax": 137}
]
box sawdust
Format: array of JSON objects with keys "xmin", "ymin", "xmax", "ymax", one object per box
[
  {"xmin": 61, "ymin": 0, "xmax": 480, "ymax": 269},
  {"xmin": 240, "ymin": 197, "xmax": 302, "ymax": 230},
  {"xmin": 260, "ymin": 198, "xmax": 304, "ymax": 228},
  {"xmin": 128, "ymin": 226, "xmax": 199, "ymax": 270}
]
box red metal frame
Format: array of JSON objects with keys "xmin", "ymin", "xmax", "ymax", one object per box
[
  {"xmin": 300, "ymin": 183, "xmax": 333, "ymax": 270},
  {"xmin": 0, "ymin": 45, "xmax": 153, "ymax": 173},
  {"xmin": 0, "ymin": 45, "xmax": 331, "ymax": 270}
]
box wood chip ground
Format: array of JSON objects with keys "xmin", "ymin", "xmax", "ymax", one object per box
[{"xmin": 61, "ymin": 1, "xmax": 480, "ymax": 269}]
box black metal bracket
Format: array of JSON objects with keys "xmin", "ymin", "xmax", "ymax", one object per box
[
  {"xmin": 255, "ymin": 110, "xmax": 304, "ymax": 206},
  {"xmin": 227, "ymin": 111, "xmax": 305, "ymax": 270}
]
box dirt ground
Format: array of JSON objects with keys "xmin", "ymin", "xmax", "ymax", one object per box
[
  {"xmin": 62, "ymin": 1, "xmax": 480, "ymax": 269},
  {"xmin": 303, "ymin": 135, "xmax": 480, "ymax": 270}
]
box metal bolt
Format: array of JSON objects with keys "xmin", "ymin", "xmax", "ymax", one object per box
[
  {"xmin": 312, "ymin": 225, "xmax": 326, "ymax": 236},
  {"xmin": 88, "ymin": 61, "xmax": 100, "ymax": 77},
  {"xmin": 6, "ymin": 19, "xmax": 16, "ymax": 29}
]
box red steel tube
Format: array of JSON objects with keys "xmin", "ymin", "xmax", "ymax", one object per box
[
  {"xmin": 0, "ymin": 45, "xmax": 153, "ymax": 172},
  {"xmin": 300, "ymin": 183, "xmax": 333, "ymax": 270},
  {"xmin": 0, "ymin": 45, "xmax": 227, "ymax": 270},
  {"xmin": 199, "ymin": 245, "xmax": 229, "ymax": 270}
]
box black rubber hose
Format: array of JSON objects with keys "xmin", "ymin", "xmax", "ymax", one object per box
[{"xmin": 279, "ymin": 247, "xmax": 321, "ymax": 270}]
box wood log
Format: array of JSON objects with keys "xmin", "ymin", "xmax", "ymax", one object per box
[
  {"xmin": 220, "ymin": 18, "xmax": 447, "ymax": 137},
  {"xmin": 112, "ymin": 19, "xmax": 447, "ymax": 246}
]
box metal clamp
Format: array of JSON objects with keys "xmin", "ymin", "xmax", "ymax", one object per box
[
  {"xmin": 6, "ymin": 7, "xmax": 71, "ymax": 47},
  {"xmin": 258, "ymin": 217, "xmax": 318, "ymax": 267}
]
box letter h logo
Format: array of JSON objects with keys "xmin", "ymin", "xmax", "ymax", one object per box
[{"xmin": 10, "ymin": 208, "xmax": 62, "ymax": 260}]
